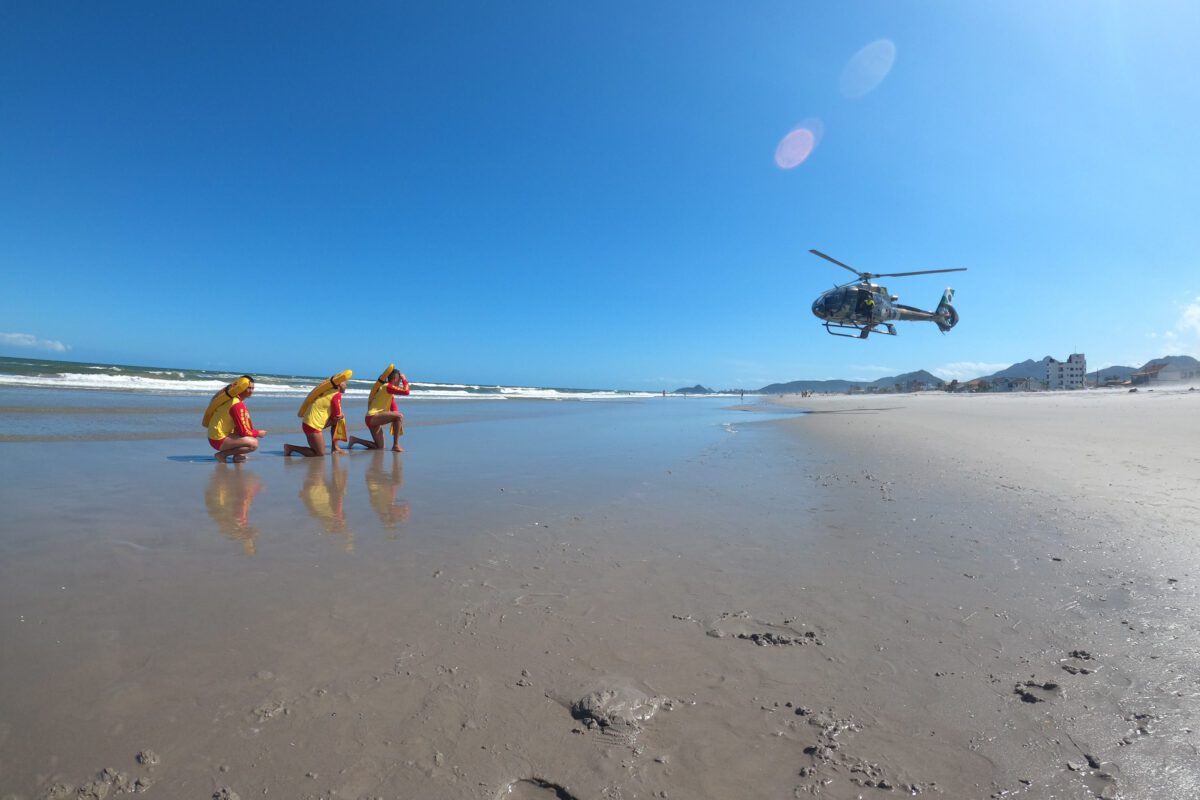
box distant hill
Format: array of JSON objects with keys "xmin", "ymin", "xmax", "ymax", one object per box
[
  {"xmin": 1088, "ymin": 365, "xmax": 1136, "ymax": 382},
  {"xmin": 1139, "ymin": 354, "xmax": 1200, "ymax": 370},
  {"xmin": 758, "ymin": 369, "xmax": 943, "ymax": 394},
  {"xmin": 1083, "ymin": 356, "xmax": 1198, "ymax": 384},
  {"xmin": 985, "ymin": 354, "xmax": 1199, "ymax": 384},
  {"xmin": 758, "ymin": 379, "xmax": 856, "ymax": 394},
  {"xmin": 674, "ymin": 384, "xmax": 712, "ymax": 394},
  {"xmin": 983, "ymin": 357, "xmax": 1052, "ymax": 381},
  {"xmin": 878, "ymin": 369, "xmax": 942, "ymax": 387},
  {"xmin": 754, "ymin": 354, "xmax": 1198, "ymax": 395}
]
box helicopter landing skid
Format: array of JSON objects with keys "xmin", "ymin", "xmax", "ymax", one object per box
[{"xmin": 823, "ymin": 321, "xmax": 897, "ymax": 339}]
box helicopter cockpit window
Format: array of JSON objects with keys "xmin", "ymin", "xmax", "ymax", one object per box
[{"xmin": 825, "ymin": 291, "xmax": 851, "ymax": 315}]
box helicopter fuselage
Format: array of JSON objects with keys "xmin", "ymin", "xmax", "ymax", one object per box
[
  {"xmin": 806, "ymin": 249, "xmax": 964, "ymax": 339},
  {"xmin": 812, "ymin": 283, "xmax": 897, "ymax": 326},
  {"xmin": 811, "ymin": 283, "xmax": 956, "ymax": 338}
]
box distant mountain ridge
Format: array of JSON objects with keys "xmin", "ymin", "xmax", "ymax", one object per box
[
  {"xmin": 1086, "ymin": 355, "xmax": 1198, "ymax": 382},
  {"xmin": 982, "ymin": 357, "xmax": 1053, "ymax": 381},
  {"xmin": 759, "ymin": 369, "xmax": 942, "ymax": 394},
  {"xmin": 1087, "ymin": 365, "xmax": 1136, "ymax": 382},
  {"xmin": 756, "ymin": 355, "xmax": 1197, "ymax": 393},
  {"xmin": 1142, "ymin": 354, "xmax": 1200, "ymax": 370}
]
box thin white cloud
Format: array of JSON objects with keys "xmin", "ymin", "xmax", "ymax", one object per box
[
  {"xmin": 1148, "ymin": 295, "xmax": 1200, "ymax": 356},
  {"xmin": 0, "ymin": 332, "xmax": 69, "ymax": 353},
  {"xmin": 845, "ymin": 364, "xmax": 900, "ymax": 380},
  {"xmin": 934, "ymin": 361, "xmax": 1012, "ymax": 380},
  {"xmin": 1179, "ymin": 295, "xmax": 1200, "ymax": 336},
  {"xmin": 1147, "ymin": 295, "xmax": 1200, "ymax": 361}
]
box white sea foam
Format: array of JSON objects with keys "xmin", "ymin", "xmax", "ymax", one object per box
[
  {"xmin": 0, "ymin": 372, "xmax": 309, "ymax": 395},
  {"xmin": 495, "ymin": 386, "xmax": 658, "ymax": 401},
  {"xmin": 0, "ymin": 370, "xmax": 661, "ymax": 401},
  {"xmin": 414, "ymin": 382, "xmax": 484, "ymax": 390}
]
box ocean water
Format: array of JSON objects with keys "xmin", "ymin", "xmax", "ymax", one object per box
[
  {"xmin": 0, "ymin": 355, "xmax": 763, "ymax": 442},
  {"xmin": 0, "ymin": 355, "xmax": 679, "ymax": 402}
]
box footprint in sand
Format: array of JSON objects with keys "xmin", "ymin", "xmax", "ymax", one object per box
[
  {"xmin": 566, "ymin": 679, "xmax": 669, "ymax": 747},
  {"xmin": 1061, "ymin": 648, "xmax": 1097, "ymax": 676},
  {"xmin": 1013, "ymin": 679, "xmax": 1061, "ymax": 704},
  {"xmin": 512, "ymin": 592, "xmax": 566, "ymax": 607},
  {"xmin": 793, "ymin": 708, "xmax": 933, "ymax": 796},
  {"xmin": 699, "ymin": 611, "xmax": 824, "ymax": 647},
  {"xmin": 498, "ymin": 778, "xmax": 579, "ymax": 799}
]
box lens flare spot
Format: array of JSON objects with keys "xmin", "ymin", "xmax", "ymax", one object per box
[
  {"xmin": 774, "ymin": 127, "xmax": 815, "ymax": 170},
  {"xmin": 839, "ymin": 39, "xmax": 897, "ymax": 98}
]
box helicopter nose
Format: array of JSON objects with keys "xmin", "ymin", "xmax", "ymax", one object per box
[{"xmin": 812, "ymin": 298, "xmax": 825, "ymax": 320}]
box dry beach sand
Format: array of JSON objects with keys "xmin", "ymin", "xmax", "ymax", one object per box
[
  {"xmin": 766, "ymin": 388, "xmax": 1200, "ymax": 799},
  {"xmin": 0, "ymin": 390, "xmax": 1197, "ymax": 799}
]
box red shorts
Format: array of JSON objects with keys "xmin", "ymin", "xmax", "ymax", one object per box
[
  {"xmin": 302, "ymin": 423, "xmax": 320, "ymax": 434},
  {"xmin": 209, "ymin": 437, "xmax": 225, "ymax": 451},
  {"xmin": 364, "ymin": 414, "xmax": 380, "ymax": 428}
]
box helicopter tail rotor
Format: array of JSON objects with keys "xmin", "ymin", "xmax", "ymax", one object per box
[{"xmin": 934, "ymin": 287, "xmax": 959, "ymax": 332}]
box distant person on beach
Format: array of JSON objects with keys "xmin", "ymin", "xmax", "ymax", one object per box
[
  {"xmin": 349, "ymin": 368, "xmax": 410, "ymax": 452},
  {"xmin": 284, "ymin": 372, "xmax": 350, "ymax": 457},
  {"xmin": 204, "ymin": 376, "xmax": 266, "ymax": 463}
]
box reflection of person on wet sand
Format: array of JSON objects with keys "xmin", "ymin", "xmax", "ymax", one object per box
[
  {"xmin": 366, "ymin": 450, "xmax": 411, "ymax": 529},
  {"xmin": 295, "ymin": 456, "xmax": 353, "ymax": 552},
  {"xmin": 203, "ymin": 464, "xmax": 264, "ymax": 555}
]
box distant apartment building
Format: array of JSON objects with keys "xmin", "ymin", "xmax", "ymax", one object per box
[{"xmin": 1046, "ymin": 353, "xmax": 1086, "ymax": 390}]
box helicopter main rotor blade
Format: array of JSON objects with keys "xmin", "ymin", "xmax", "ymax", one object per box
[
  {"xmin": 870, "ymin": 268, "xmax": 968, "ymax": 278},
  {"xmin": 809, "ymin": 249, "xmax": 863, "ymax": 276}
]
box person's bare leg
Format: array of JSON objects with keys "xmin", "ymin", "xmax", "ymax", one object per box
[
  {"xmin": 284, "ymin": 430, "xmax": 326, "ymax": 458},
  {"xmin": 215, "ymin": 445, "xmax": 254, "ymax": 463},
  {"xmin": 348, "ymin": 434, "xmax": 378, "ymax": 449},
  {"xmin": 215, "ymin": 436, "xmax": 259, "ymax": 463},
  {"xmin": 325, "ymin": 420, "xmax": 346, "ymax": 455},
  {"xmin": 365, "ymin": 411, "xmax": 403, "ymax": 452}
]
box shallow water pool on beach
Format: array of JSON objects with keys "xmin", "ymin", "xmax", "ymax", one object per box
[
  {"xmin": 0, "ymin": 391, "xmax": 806, "ymax": 550},
  {"xmin": 1, "ymin": 391, "xmax": 827, "ymax": 797}
]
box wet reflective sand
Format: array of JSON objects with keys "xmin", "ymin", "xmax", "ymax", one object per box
[{"xmin": 1, "ymin": 391, "xmax": 1196, "ymax": 798}]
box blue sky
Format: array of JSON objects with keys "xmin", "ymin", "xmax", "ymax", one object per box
[{"xmin": 3, "ymin": 1, "xmax": 1199, "ymax": 389}]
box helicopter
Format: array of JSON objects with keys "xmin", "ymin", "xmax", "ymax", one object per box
[{"xmin": 809, "ymin": 249, "xmax": 967, "ymax": 339}]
